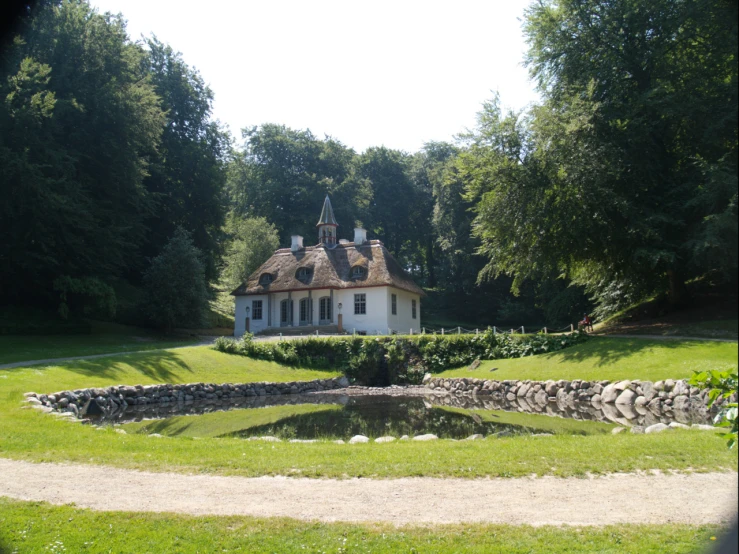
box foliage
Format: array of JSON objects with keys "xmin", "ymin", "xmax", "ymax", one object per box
[
  {"xmin": 143, "ymin": 228, "xmax": 209, "ymax": 331},
  {"xmin": 0, "ymin": 1, "xmax": 227, "ymax": 320},
  {"xmin": 690, "ymin": 370, "xmax": 739, "ymax": 449},
  {"xmin": 220, "ymin": 215, "xmax": 279, "ymax": 291},
  {"xmin": 463, "ymin": 0, "xmax": 738, "ymax": 315},
  {"xmin": 213, "ymin": 330, "xmax": 590, "ymax": 385}
]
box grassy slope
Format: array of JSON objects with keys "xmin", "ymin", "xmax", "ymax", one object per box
[
  {"xmin": 0, "ymin": 322, "xmax": 199, "ymax": 365},
  {"xmin": 123, "ymin": 404, "xmax": 341, "ymax": 438},
  {"xmin": 0, "ymin": 345, "xmax": 737, "ymax": 478},
  {"xmin": 437, "ymin": 336, "xmax": 738, "ymax": 381},
  {"xmin": 0, "ymin": 499, "xmax": 726, "ymax": 554}
]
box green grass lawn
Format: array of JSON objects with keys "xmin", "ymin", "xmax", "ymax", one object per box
[
  {"xmin": 437, "ymin": 336, "xmax": 738, "ymax": 381},
  {"xmin": 0, "ymin": 345, "xmax": 736, "ymax": 478},
  {"xmin": 0, "ymin": 498, "xmax": 728, "ymax": 554},
  {"xmin": 0, "ymin": 323, "xmax": 199, "ymax": 365}
]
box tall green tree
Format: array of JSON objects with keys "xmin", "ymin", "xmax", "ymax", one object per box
[
  {"xmin": 227, "ymin": 125, "xmax": 364, "ymax": 245},
  {"xmin": 143, "ymin": 227, "xmax": 208, "ymax": 331},
  {"xmin": 0, "ymin": 0, "xmax": 164, "ymax": 309},
  {"xmin": 466, "ymin": 0, "xmax": 737, "ymax": 313},
  {"xmin": 221, "ymin": 215, "xmax": 280, "ymax": 291},
  {"xmin": 142, "ymin": 37, "xmax": 230, "ymax": 281}
]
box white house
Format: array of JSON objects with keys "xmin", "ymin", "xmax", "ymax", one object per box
[{"xmin": 231, "ymin": 196, "xmax": 424, "ymax": 336}]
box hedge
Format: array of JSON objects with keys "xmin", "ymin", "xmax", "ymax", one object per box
[{"xmin": 213, "ymin": 330, "xmax": 589, "ymax": 386}]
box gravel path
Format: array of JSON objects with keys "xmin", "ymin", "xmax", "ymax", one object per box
[{"xmin": 0, "ymin": 459, "xmax": 736, "ymax": 525}]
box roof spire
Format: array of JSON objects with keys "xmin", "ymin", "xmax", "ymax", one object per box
[{"xmin": 317, "ymin": 195, "xmax": 338, "ymax": 226}]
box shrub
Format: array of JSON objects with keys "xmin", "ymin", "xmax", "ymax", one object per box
[
  {"xmin": 213, "ymin": 330, "xmax": 589, "ymax": 386},
  {"xmin": 690, "ymin": 369, "xmax": 738, "ymax": 449}
]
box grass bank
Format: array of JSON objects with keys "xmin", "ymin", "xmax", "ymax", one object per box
[
  {"xmin": 0, "ymin": 498, "xmax": 727, "ymax": 554},
  {"xmin": 1, "ymin": 345, "xmax": 737, "ymax": 478},
  {"xmin": 0, "ymin": 322, "xmax": 199, "ymax": 365},
  {"xmin": 437, "ymin": 336, "xmax": 738, "ymax": 381}
]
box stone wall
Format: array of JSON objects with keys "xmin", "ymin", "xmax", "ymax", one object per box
[
  {"xmin": 24, "ymin": 377, "xmax": 350, "ymax": 420},
  {"xmin": 423, "ymin": 376, "xmax": 734, "ymax": 429}
]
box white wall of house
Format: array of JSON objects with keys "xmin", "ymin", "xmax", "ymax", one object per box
[
  {"xmin": 235, "ymin": 286, "xmax": 421, "ymax": 336},
  {"xmin": 386, "ymin": 287, "xmax": 421, "ymax": 334},
  {"xmin": 336, "ymin": 286, "xmax": 389, "ymax": 335}
]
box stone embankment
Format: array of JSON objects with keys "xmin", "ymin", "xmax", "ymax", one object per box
[
  {"xmin": 424, "ymin": 376, "xmax": 733, "ymax": 430},
  {"xmin": 24, "ymin": 377, "xmax": 349, "ymax": 420}
]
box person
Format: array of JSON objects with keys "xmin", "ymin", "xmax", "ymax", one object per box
[{"xmin": 579, "ymin": 313, "xmax": 593, "ymax": 332}]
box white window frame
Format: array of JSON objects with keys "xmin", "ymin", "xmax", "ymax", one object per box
[
  {"xmin": 354, "ymin": 293, "xmax": 366, "ymax": 315},
  {"xmin": 252, "ymin": 300, "xmax": 263, "ymax": 320}
]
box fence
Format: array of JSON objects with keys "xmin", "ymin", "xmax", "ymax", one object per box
[{"xmin": 272, "ymin": 324, "xmax": 578, "ymax": 339}]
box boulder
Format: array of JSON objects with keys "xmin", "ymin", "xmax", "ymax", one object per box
[
  {"xmin": 612, "ymin": 427, "xmax": 627, "ymax": 435},
  {"xmin": 601, "ymin": 384, "xmax": 620, "ymax": 403},
  {"xmin": 374, "ymin": 436, "xmax": 396, "ymax": 443},
  {"xmin": 465, "ymin": 434, "xmax": 484, "ymax": 440},
  {"xmin": 544, "ymin": 380, "xmax": 558, "ymax": 396},
  {"xmin": 348, "ymin": 435, "xmax": 370, "ymax": 444},
  {"xmin": 399, "ymin": 435, "xmax": 410, "ymax": 440},
  {"xmin": 668, "ymin": 422, "xmax": 690, "ymax": 430},
  {"xmin": 645, "ymin": 423, "xmax": 671, "ymax": 434},
  {"xmin": 615, "ymin": 390, "xmax": 637, "ymax": 405},
  {"xmin": 672, "ymin": 395, "xmax": 691, "ymax": 411},
  {"xmin": 413, "ymin": 434, "xmax": 439, "ymax": 441},
  {"xmin": 591, "ymin": 394, "xmax": 602, "ymax": 404},
  {"xmin": 630, "ymin": 426, "xmax": 645, "ymax": 434},
  {"xmin": 691, "ymin": 424, "xmax": 716, "ymax": 431}
]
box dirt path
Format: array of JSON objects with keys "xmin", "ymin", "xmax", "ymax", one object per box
[
  {"xmin": 0, "ymin": 338, "xmax": 217, "ymax": 370},
  {"xmin": 0, "ymin": 459, "xmax": 736, "ymax": 526}
]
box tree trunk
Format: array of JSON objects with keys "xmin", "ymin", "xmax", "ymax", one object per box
[{"xmin": 666, "ymin": 269, "xmax": 689, "ymax": 306}]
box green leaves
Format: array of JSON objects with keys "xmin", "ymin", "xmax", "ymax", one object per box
[{"xmin": 689, "ymin": 369, "xmax": 738, "ymax": 449}]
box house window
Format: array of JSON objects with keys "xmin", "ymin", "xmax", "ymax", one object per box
[
  {"xmin": 351, "ymin": 266, "xmax": 365, "ymax": 279},
  {"xmin": 296, "ymin": 267, "xmax": 311, "ymax": 281},
  {"xmin": 299, "ymin": 298, "xmax": 311, "ymax": 325},
  {"xmin": 252, "ymin": 300, "xmax": 263, "ymax": 320},
  {"xmin": 391, "ymin": 294, "xmax": 397, "ymax": 315},
  {"xmin": 259, "ymin": 273, "xmax": 273, "ymax": 285},
  {"xmin": 280, "ymin": 299, "xmax": 292, "ymax": 325},
  {"xmin": 412, "ymin": 299, "xmax": 417, "ymax": 319},
  {"xmin": 354, "ymin": 293, "xmax": 366, "ymax": 315},
  {"xmin": 319, "ymin": 296, "xmax": 332, "ymax": 323}
]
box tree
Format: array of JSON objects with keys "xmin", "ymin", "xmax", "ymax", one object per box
[
  {"xmin": 466, "ymin": 0, "xmax": 737, "ymax": 314},
  {"xmin": 227, "ymin": 125, "xmax": 362, "ymax": 244},
  {"xmin": 143, "ymin": 228, "xmax": 208, "ymax": 331},
  {"xmin": 221, "ymin": 215, "xmax": 280, "ymax": 291},
  {"xmin": 142, "ymin": 37, "xmax": 230, "ymax": 281},
  {"xmin": 0, "ymin": 0, "xmax": 165, "ymax": 311}
]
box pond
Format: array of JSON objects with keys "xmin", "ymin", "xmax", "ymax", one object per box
[{"xmin": 98, "ymin": 393, "xmax": 620, "ymax": 440}]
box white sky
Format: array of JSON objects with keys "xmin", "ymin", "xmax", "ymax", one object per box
[{"xmin": 91, "ymin": 0, "xmax": 539, "ymax": 153}]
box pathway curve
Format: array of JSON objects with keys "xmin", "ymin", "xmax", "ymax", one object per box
[
  {"xmin": 0, "ymin": 338, "xmax": 217, "ymax": 370},
  {"xmin": 0, "ymin": 459, "xmax": 736, "ymax": 525}
]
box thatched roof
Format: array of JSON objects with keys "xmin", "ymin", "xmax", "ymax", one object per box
[{"xmin": 231, "ymin": 240, "xmax": 425, "ymax": 296}]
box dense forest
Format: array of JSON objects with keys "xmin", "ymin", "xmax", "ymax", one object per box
[{"xmin": 1, "ymin": 0, "xmax": 736, "ymax": 331}]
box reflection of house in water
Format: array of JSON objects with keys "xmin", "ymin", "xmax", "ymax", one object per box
[{"xmin": 232, "ymin": 196, "xmax": 424, "ymax": 335}]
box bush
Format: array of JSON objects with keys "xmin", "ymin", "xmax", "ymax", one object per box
[
  {"xmin": 689, "ymin": 369, "xmax": 738, "ymax": 449},
  {"xmin": 213, "ymin": 329, "xmax": 589, "ymax": 385}
]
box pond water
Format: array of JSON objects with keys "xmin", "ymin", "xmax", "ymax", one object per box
[{"xmin": 108, "ymin": 394, "xmax": 619, "ymax": 440}]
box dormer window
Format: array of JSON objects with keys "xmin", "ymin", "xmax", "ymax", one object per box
[
  {"xmin": 351, "ymin": 266, "xmax": 366, "ymax": 279},
  {"xmin": 259, "ymin": 273, "xmax": 273, "ymax": 285},
  {"xmin": 296, "ymin": 267, "xmax": 312, "ymax": 282}
]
